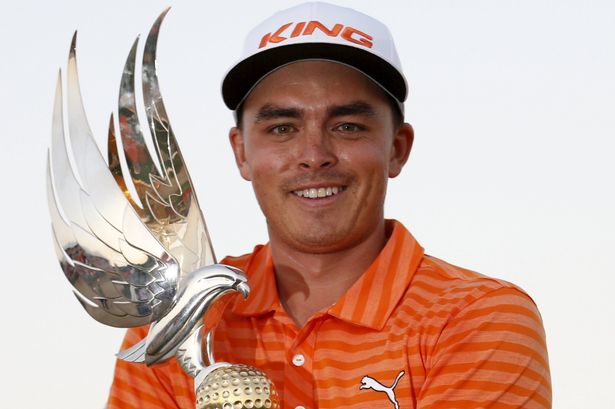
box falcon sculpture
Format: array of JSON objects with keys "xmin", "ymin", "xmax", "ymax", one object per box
[{"xmin": 46, "ymin": 9, "xmax": 249, "ymax": 379}]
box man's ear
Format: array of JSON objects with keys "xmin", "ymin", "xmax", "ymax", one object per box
[
  {"xmin": 229, "ymin": 127, "xmax": 252, "ymax": 181},
  {"xmin": 389, "ymin": 122, "xmax": 414, "ymax": 178}
]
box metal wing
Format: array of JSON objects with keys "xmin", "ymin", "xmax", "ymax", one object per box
[
  {"xmin": 107, "ymin": 9, "xmax": 216, "ymax": 274},
  {"xmin": 46, "ymin": 34, "xmax": 179, "ymax": 328}
]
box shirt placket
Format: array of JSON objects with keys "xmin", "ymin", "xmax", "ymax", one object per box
[{"xmin": 278, "ymin": 313, "xmax": 321, "ymax": 409}]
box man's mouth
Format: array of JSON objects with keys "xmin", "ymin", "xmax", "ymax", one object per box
[{"xmin": 292, "ymin": 186, "xmax": 346, "ymax": 199}]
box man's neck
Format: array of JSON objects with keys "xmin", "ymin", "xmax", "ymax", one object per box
[{"xmin": 269, "ymin": 221, "xmax": 389, "ymax": 327}]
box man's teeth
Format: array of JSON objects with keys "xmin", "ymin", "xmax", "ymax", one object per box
[{"xmin": 294, "ymin": 186, "xmax": 343, "ymax": 198}]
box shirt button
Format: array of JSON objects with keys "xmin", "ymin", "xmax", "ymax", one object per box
[
  {"xmin": 295, "ymin": 406, "xmax": 306, "ymax": 409},
  {"xmin": 292, "ymin": 354, "xmax": 305, "ymax": 367}
]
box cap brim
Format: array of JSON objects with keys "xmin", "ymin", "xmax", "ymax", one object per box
[{"xmin": 222, "ymin": 42, "xmax": 407, "ymax": 110}]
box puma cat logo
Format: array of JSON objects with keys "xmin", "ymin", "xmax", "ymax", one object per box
[{"xmin": 359, "ymin": 370, "xmax": 405, "ymax": 409}]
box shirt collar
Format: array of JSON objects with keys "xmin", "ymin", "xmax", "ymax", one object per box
[
  {"xmin": 327, "ymin": 220, "xmax": 424, "ymax": 330},
  {"xmin": 227, "ymin": 220, "xmax": 424, "ymax": 330},
  {"xmin": 227, "ymin": 244, "xmax": 280, "ymax": 316}
]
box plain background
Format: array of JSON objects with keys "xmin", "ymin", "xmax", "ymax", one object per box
[{"xmin": 1, "ymin": 0, "xmax": 613, "ymax": 407}]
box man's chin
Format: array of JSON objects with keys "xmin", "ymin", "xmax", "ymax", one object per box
[{"xmin": 270, "ymin": 222, "xmax": 361, "ymax": 254}]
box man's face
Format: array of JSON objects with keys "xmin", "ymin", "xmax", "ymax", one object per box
[{"xmin": 230, "ymin": 61, "xmax": 413, "ymax": 254}]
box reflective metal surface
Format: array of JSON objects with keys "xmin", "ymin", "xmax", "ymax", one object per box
[
  {"xmin": 47, "ymin": 35, "xmax": 179, "ymax": 328},
  {"xmin": 108, "ymin": 9, "xmax": 215, "ymax": 274},
  {"xmin": 117, "ymin": 264, "xmax": 249, "ymax": 367},
  {"xmin": 196, "ymin": 364, "xmax": 280, "ymax": 409},
  {"xmin": 46, "ymin": 8, "xmax": 267, "ymax": 396}
]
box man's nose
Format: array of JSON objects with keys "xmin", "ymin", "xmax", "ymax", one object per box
[{"xmin": 298, "ymin": 128, "xmax": 337, "ymax": 170}]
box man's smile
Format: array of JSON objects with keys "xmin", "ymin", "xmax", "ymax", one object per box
[{"xmin": 292, "ymin": 186, "xmax": 346, "ymax": 199}]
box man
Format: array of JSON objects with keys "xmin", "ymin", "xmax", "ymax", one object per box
[{"xmin": 108, "ymin": 3, "xmax": 551, "ymax": 408}]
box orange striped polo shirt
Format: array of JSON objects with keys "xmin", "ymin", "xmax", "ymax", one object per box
[{"xmin": 108, "ymin": 220, "xmax": 551, "ymax": 408}]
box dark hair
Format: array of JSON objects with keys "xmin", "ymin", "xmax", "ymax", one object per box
[{"xmin": 234, "ymin": 94, "xmax": 404, "ymax": 129}]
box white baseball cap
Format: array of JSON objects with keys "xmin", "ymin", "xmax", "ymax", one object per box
[{"xmin": 221, "ymin": 1, "xmax": 407, "ymax": 111}]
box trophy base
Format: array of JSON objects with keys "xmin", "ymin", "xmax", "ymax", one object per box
[{"xmin": 196, "ymin": 363, "xmax": 279, "ymax": 409}]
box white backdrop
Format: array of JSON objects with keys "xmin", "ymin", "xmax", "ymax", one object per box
[{"xmin": 1, "ymin": 0, "xmax": 613, "ymax": 407}]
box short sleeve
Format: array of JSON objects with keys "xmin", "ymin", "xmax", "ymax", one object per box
[
  {"xmin": 107, "ymin": 326, "xmax": 195, "ymax": 409},
  {"xmin": 417, "ymin": 287, "xmax": 551, "ymax": 408}
]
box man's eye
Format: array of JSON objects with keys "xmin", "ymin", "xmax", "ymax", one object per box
[
  {"xmin": 270, "ymin": 124, "xmax": 294, "ymax": 134},
  {"xmin": 335, "ymin": 123, "xmax": 364, "ymax": 132}
]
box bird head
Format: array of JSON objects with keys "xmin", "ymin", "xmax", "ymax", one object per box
[{"xmin": 143, "ymin": 264, "xmax": 250, "ymax": 365}]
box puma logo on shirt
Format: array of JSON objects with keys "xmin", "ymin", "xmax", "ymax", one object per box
[{"xmin": 359, "ymin": 370, "xmax": 405, "ymax": 409}]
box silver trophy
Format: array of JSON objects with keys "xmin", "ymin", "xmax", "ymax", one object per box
[{"xmin": 46, "ymin": 9, "xmax": 279, "ymax": 409}]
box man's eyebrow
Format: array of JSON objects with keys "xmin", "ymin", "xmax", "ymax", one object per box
[
  {"xmin": 254, "ymin": 104, "xmax": 303, "ymax": 122},
  {"xmin": 328, "ymin": 101, "xmax": 376, "ymax": 118}
]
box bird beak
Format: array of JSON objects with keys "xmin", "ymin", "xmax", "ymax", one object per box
[{"xmin": 236, "ymin": 281, "xmax": 250, "ymax": 299}]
